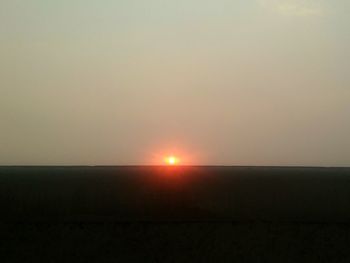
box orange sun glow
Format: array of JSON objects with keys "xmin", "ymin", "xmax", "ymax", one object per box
[{"xmin": 164, "ymin": 156, "xmax": 179, "ymax": 166}]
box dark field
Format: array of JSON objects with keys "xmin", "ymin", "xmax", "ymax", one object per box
[
  {"xmin": 3, "ymin": 222, "xmax": 350, "ymax": 262},
  {"xmin": 1, "ymin": 166, "xmax": 350, "ymax": 222},
  {"xmin": 1, "ymin": 166, "xmax": 350, "ymax": 262}
]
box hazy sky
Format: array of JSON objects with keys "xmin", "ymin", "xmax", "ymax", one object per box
[{"xmin": 1, "ymin": 0, "xmax": 349, "ymax": 166}]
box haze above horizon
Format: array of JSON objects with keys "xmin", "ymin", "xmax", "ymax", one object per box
[{"xmin": 1, "ymin": 0, "xmax": 349, "ymax": 166}]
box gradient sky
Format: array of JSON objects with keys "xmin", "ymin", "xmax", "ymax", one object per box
[{"xmin": 1, "ymin": 0, "xmax": 349, "ymax": 166}]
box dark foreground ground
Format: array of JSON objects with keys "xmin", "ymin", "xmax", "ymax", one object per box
[
  {"xmin": 2, "ymin": 222, "xmax": 350, "ymax": 262},
  {"xmin": 1, "ymin": 166, "xmax": 350, "ymax": 262}
]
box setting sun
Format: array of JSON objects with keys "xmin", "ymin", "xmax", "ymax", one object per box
[{"xmin": 164, "ymin": 156, "xmax": 179, "ymax": 166}]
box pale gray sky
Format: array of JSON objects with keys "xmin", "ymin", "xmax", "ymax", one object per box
[{"xmin": 1, "ymin": 0, "xmax": 349, "ymax": 165}]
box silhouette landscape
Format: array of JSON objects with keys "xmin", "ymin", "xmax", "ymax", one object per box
[
  {"xmin": 2, "ymin": 166, "xmax": 350, "ymax": 262},
  {"xmin": 1, "ymin": 166, "xmax": 350, "ymax": 222}
]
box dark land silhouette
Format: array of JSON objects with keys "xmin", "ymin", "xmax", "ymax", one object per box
[
  {"xmin": 1, "ymin": 166, "xmax": 350, "ymax": 262},
  {"xmin": 1, "ymin": 166, "xmax": 350, "ymax": 222}
]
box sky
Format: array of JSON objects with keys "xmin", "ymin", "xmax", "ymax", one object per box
[{"xmin": 0, "ymin": 0, "xmax": 349, "ymax": 166}]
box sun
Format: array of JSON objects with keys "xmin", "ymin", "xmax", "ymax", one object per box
[{"xmin": 164, "ymin": 156, "xmax": 179, "ymax": 166}]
